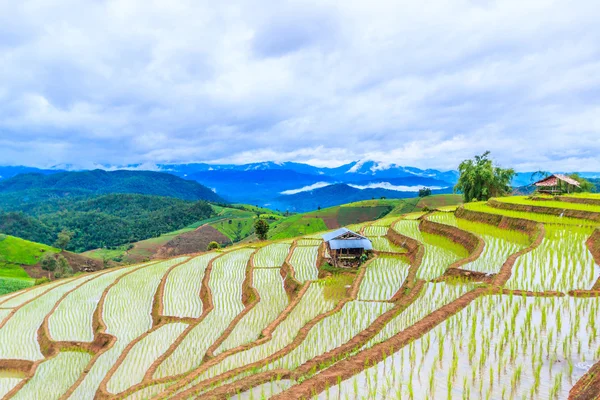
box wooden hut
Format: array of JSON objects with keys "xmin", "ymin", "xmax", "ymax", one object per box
[
  {"xmin": 533, "ymin": 174, "xmax": 580, "ymax": 195},
  {"xmin": 322, "ymin": 228, "xmax": 372, "ymax": 267}
]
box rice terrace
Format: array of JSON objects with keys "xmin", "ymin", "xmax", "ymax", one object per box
[
  {"xmin": 1, "ymin": 189, "xmax": 600, "ymax": 399},
  {"xmin": 1, "ymin": 1, "xmax": 600, "ymax": 398}
]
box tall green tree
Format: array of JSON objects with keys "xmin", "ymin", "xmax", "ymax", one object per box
[
  {"xmin": 454, "ymin": 151, "xmax": 515, "ymax": 202},
  {"xmin": 569, "ymin": 173, "xmax": 596, "ymax": 192},
  {"xmin": 54, "ymin": 229, "xmax": 74, "ymax": 250},
  {"xmin": 254, "ymin": 219, "xmax": 270, "ymax": 241}
]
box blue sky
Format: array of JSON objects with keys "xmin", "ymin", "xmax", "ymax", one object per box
[{"xmin": 0, "ymin": 0, "xmax": 599, "ymax": 171}]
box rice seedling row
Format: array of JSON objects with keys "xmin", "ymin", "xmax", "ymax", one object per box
[
  {"xmin": 289, "ymin": 246, "xmax": 319, "ymax": 282},
  {"xmin": 216, "ymin": 268, "xmax": 289, "ymax": 354},
  {"xmin": 170, "ymin": 283, "xmax": 339, "ymax": 393},
  {"xmin": 106, "ymin": 322, "xmax": 189, "ymax": 394},
  {"xmin": 0, "ymin": 273, "xmax": 99, "ymax": 361},
  {"xmin": 69, "ymin": 257, "xmax": 188, "ymax": 399},
  {"xmin": 393, "ymin": 219, "xmax": 468, "ymax": 280},
  {"xmin": 323, "ymin": 294, "xmax": 600, "ymax": 400},
  {"xmin": 506, "ymin": 225, "xmax": 599, "ymax": 292},
  {"xmin": 153, "ymin": 249, "xmax": 254, "ymax": 379},
  {"xmin": 357, "ymin": 256, "xmax": 410, "ymax": 301},
  {"xmin": 48, "ymin": 264, "xmax": 144, "ymax": 342},
  {"xmin": 162, "ymin": 254, "xmax": 218, "ymax": 318},
  {"xmin": 253, "ymin": 243, "xmax": 291, "ymax": 268},
  {"xmin": 12, "ymin": 351, "xmax": 92, "ymax": 400}
]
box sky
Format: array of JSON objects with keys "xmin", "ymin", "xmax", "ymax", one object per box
[{"xmin": 1, "ymin": 0, "xmax": 599, "ymax": 172}]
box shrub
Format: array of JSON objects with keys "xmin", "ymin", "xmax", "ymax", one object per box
[
  {"xmin": 207, "ymin": 241, "xmax": 221, "ymax": 251},
  {"xmin": 40, "ymin": 253, "xmax": 58, "ymax": 272}
]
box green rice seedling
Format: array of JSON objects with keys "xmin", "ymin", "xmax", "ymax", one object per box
[
  {"xmin": 289, "ymin": 246, "xmax": 320, "ymax": 282},
  {"xmin": 494, "ymin": 196, "xmax": 600, "ymax": 213},
  {"xmin": 216, "ymin": 268, "xmax": 289, "ymax": 354},
  {"xmin": 0, "ymin": 272, "xmax": 101, "ymax": 361},
  {"xmin": 106, "ymin": 322, "xmax": 189, "ymax": 394},
  {"xmin": 506, "ymin": 224, "xmax": 599, "ymax": 292},
  {"xmin": 254, "ymin": 243, "xmax": 291, "ymax": 268},
  {"xmin": 49, "ymin": 263, "xmax": 149, "ymax": 342},
  {"xmin": 178, "ymin": 282, "xmax": 339, "ymax": 387},
  {"xmin": 163, "ymin": 254, "xmax": 218, "ymax": 318},
  {"xmin": 265, "ymin": 301, "xmax": 393, "ymax": 372},
  {"xmin": 363, "ymin": 226, "xmax": 389, "ymax": 237},
  {"xmin": 153, "ymin": 249, "xmax": 254, "ymax": 379},
  {"xmin": 392, "ymin": 220, "xmax": 469, "ymax": 280},
  {"xmin": 70, "ymin": 258, "xmax": 189, "ymax": 399},
  {"xmin": 464, "ymin": 202, "xmax": 597, "ymax": 226},
  {"xmin": 357, "ymin": 256, "xmax": 410, "ymax": 301},
  {"xmin": 328, "ymin": 295, "xmax": 600, "ymax": 399},
  {"xmin": 11, "ymin": 351, "xmax": 92, "ymax": 400}
]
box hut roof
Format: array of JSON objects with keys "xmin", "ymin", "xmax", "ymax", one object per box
[
  {"xmin": 534, "ymin": 174, "xmax": 580, "ymax": 187},
  {"xmin": 329, "ymin": 239, "xmax": 373, "ymax": 251},
  {"xmin": 322, "ymin": 228, "xmax": 372, "ymax": 250},
  {"xmin": 322, "ymin": 228, "xmax": 368, "ymax": 242}
]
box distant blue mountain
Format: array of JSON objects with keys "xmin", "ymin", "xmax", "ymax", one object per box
[{"xmin": 3, "ymin": 162, "xmax": 598, "ymax": 212}]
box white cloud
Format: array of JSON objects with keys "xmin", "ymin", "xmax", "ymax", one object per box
[
  {"xmin": 348, "ymin": 183, "xmax": 446, "ymax": 192},
  {"xmin": 281, "ymin": 182, "xmax": 332, "ymax": 195},
  {"xmin": 0, "ymin": 0, "xmax": 599, "ymax": 171}
]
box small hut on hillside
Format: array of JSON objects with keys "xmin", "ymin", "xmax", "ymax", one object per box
[
  {"xmin": 533, "ymin": 174, "xmax": 580, "ymax": 195},
  {"xmin": 322, "ymin": 228, "xmax": 372, "ymax": 267}
]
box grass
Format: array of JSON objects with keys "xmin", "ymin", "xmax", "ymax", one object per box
[
  {"xmin": 0, "ymin": 235, "xmax": 58, "ymax": 292},
  {"xmin": 269, "ymin": 214, "xmax": 328, "ymax": 240},
  {"xmin": 496, "ymin": 195, "xmax": 600, "ymax": 212}
]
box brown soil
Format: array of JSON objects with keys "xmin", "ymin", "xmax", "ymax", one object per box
[
  {"xmin": 23, "ymin": 250, "xmax": 104, "ymax": 280},
  {"xmin": 155, "ymin": 226, "xmax": 229, "ymax": 258},
  {"xmin": 488, "ymin": 199, "xmax": 600, "ymax": 222},
  {"xmin": 587, "ymin": 229, "xmax": 600, "ymax": 290},
  {"xmin": 557, "ymin": 196, "xmax": 600, "ymax": 207},
  {"xmin": 569, "ymin": 360, "xmax": 600, "ymax": 399}
]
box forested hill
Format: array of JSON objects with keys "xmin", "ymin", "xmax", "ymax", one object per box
[
  {"xmin": 0, "ymin": 169, "xmax": 223, "ymax": 211},
  {"xmin": 0, "ymin": 194, "xmax": 215, "ymax": 252}
]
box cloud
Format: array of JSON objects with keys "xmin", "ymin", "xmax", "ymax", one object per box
[
  {"xmin": 348, "ymin": 183, "xmax": 446, "ymax": 192},
  {"xmin": 0, "ymin": 0, "xmax": 599, "ymax": 171},
  {"xmin": 281, "ymin": 182, "xmax": 332, "ymax": 195}
]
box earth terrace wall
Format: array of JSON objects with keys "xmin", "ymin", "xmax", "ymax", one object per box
[
  {"xmin": 147, "ymin": 259, "xmax": 373, "ymax": 399},
  {"xmin": 419, "ymin": 217, "xmax": 486, "ymax": 282},
  {"xmin": 455, "ymin": 206, "xmax": 545, "ymax": 286},
  {"xmin": 557, "ymin": 196, "xmax": 600, "ymax": 207},
  {"xmin": 488, "ymin": 198, "xmax": 600, "ymax": 222},
  {"xmin": 271, "ymin": 287, "xmax": 489, "ymax": 400},
  {"xmin": 281, "ymin": 240, "xmax": 302, "ymax": 299}
]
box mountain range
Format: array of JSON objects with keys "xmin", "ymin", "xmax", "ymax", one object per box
[{"xmin": 1, "ymin": 162, "xmax": 599, "ymax": 212}]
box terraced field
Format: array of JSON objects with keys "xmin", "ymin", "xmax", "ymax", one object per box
[{"xmin": 1, "ymin": 194, "xmax": 600, "ymax": 399}]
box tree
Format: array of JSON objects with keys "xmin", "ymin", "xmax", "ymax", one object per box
[
  {"xmin": 569, "ymin": 173, "xmax": 596, "ymax": 193},
  {"xmin": 54, "ymin": 229, "xmax": 74, "ymax": 251},
  {"xmin": 207, "ymin": 241, "xmax": 220, "ymax": 251},
  {"xmin": 418, "ymin": 188, "xmax": 432, "ymax": 197},
  {"xmin": 40, "ymin": 253, "xmax": 57, "ymax": 272},
  {"xmin": 54, "ymin": 255, "xmax": 73, "ymax": 279},
  {"xmin": 254, "ymin": 219, "xmax": 270, "ymax": 241},
  {"xmin": 454, "ymin": 151, "xmax": 515, "ymax": 202}
]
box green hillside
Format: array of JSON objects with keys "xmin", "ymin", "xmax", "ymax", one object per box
[
  {"xmin": 0, "ymin": 194, "xmax": 215, "ymax": 252},
  {"xmin": 0, "ymin": 169, "xmax": 224, "ymax": 212},
  {"xmin": 0, "ymin": 234, "xmax": 59, "ymax": 295}
]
